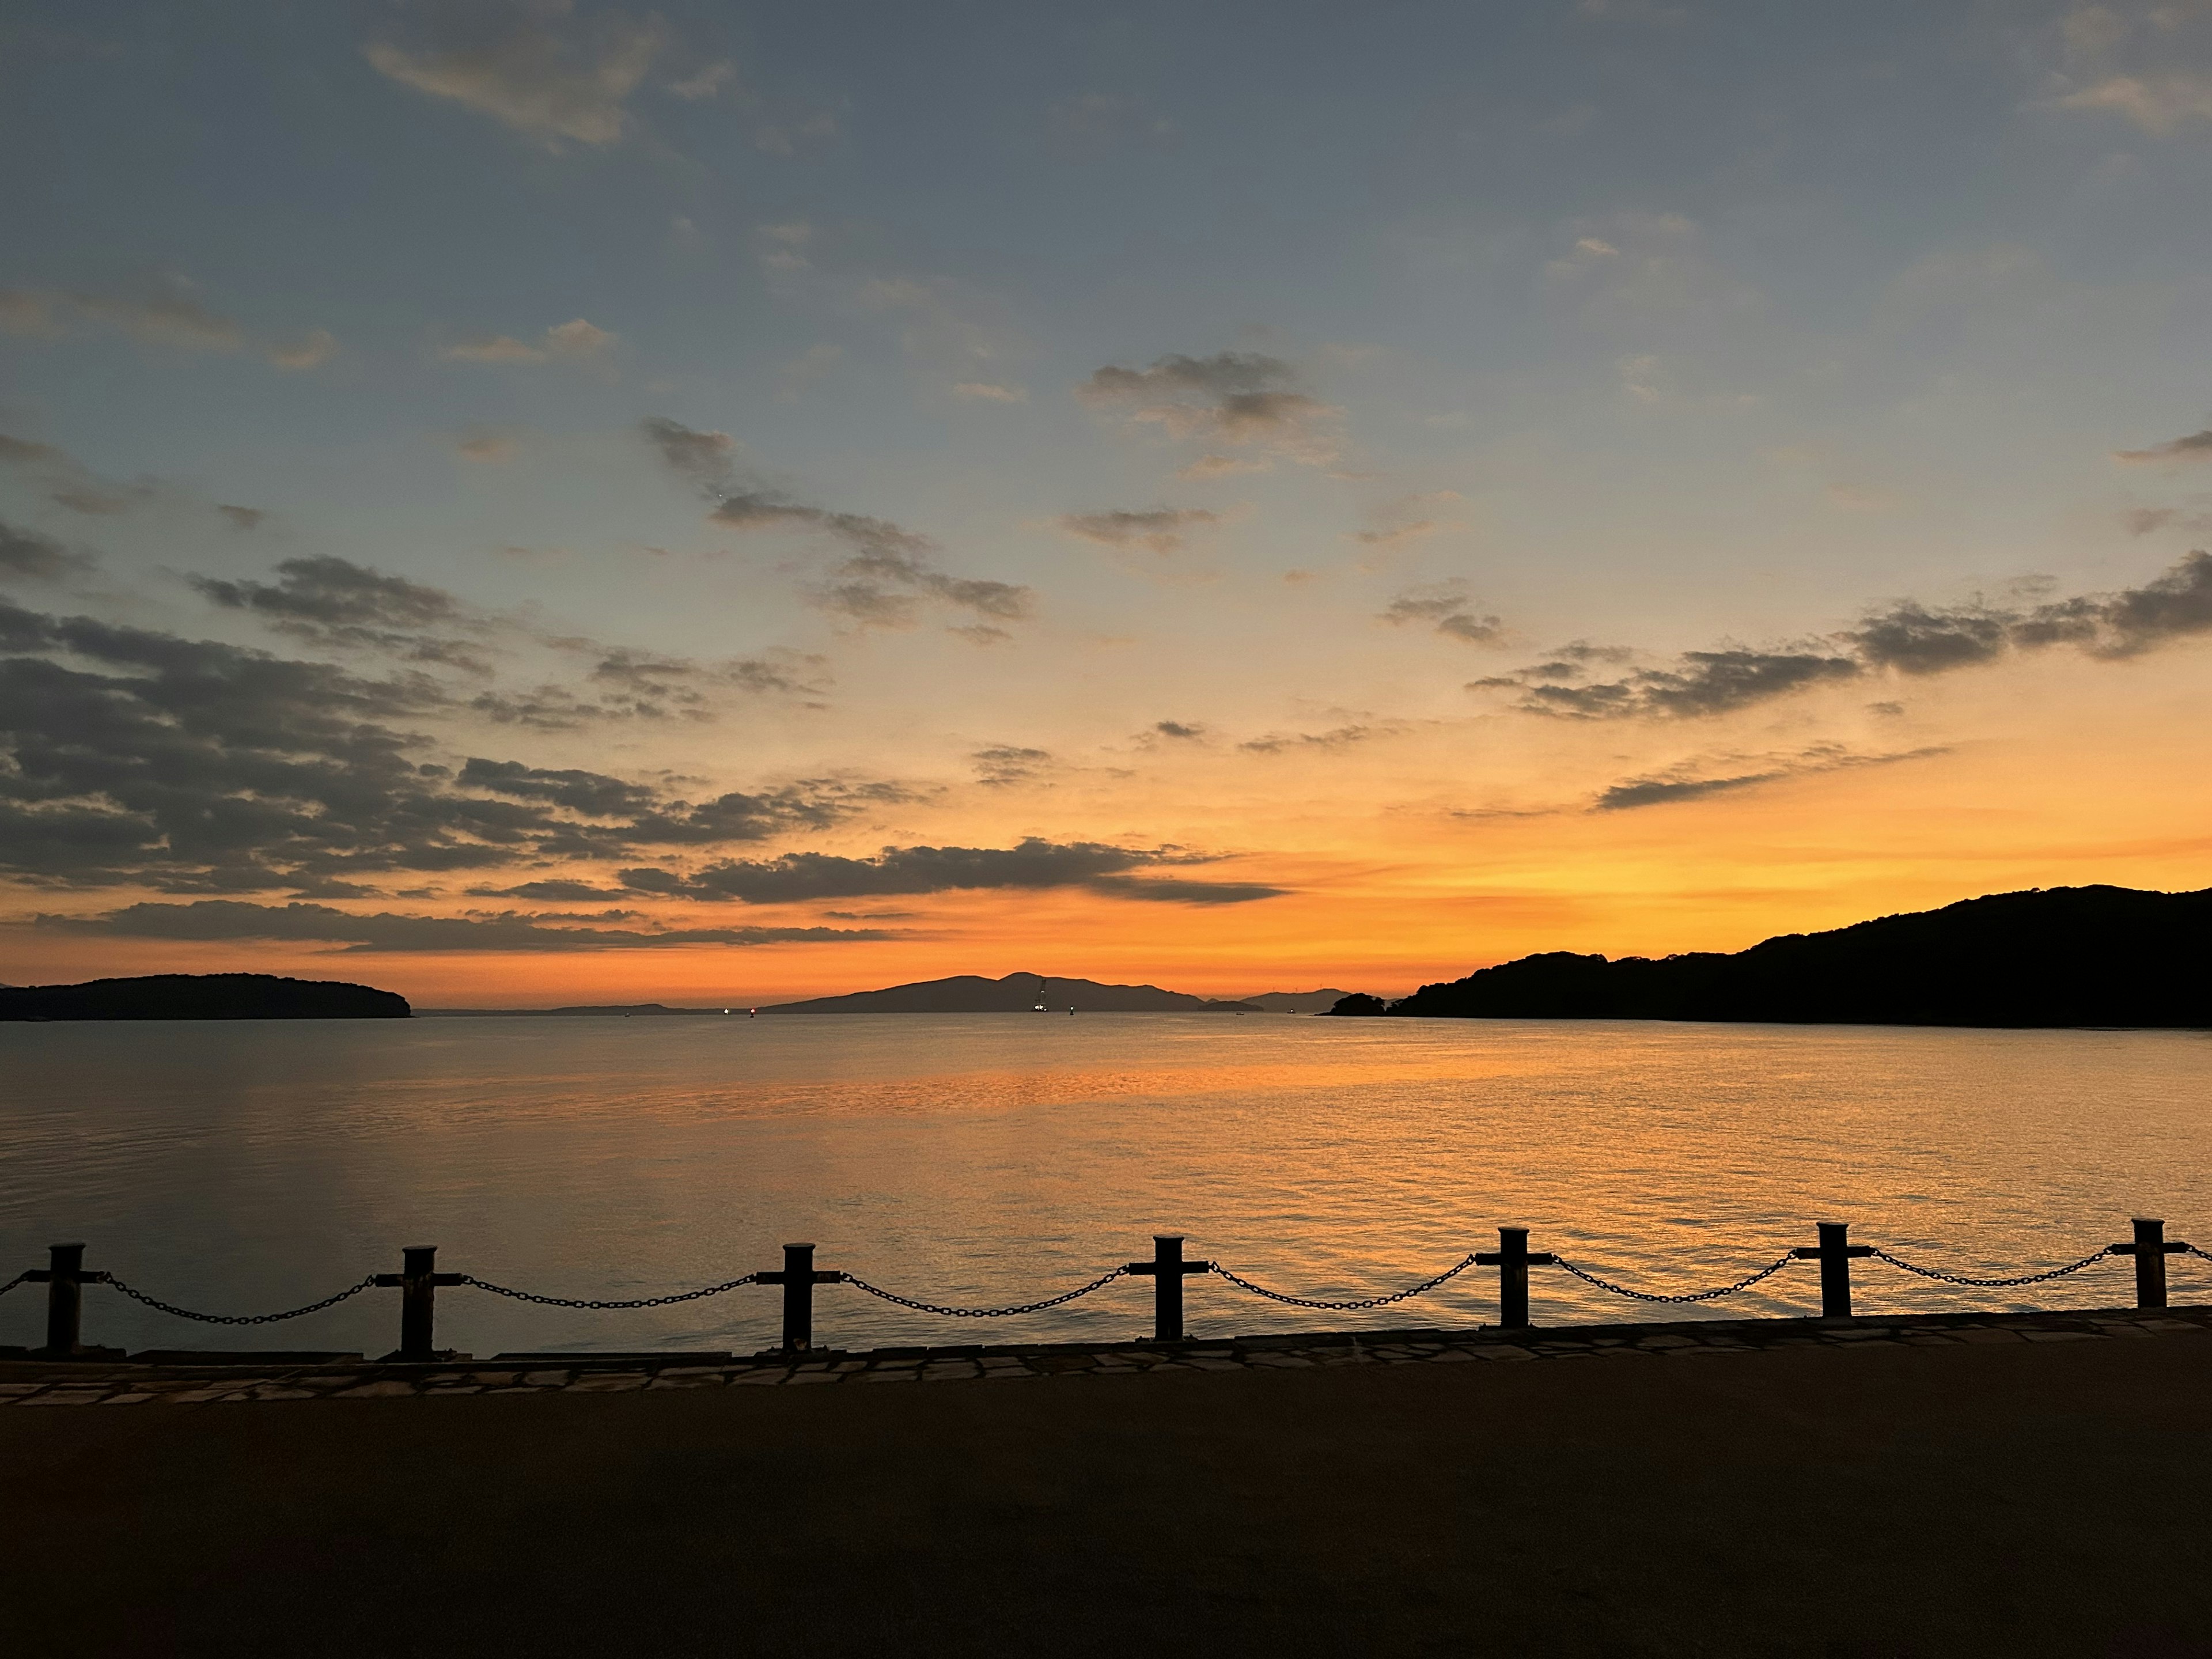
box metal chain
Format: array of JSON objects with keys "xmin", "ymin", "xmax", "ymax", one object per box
[
  {"xmin": 1869, "ymin": 1246, "xmax": 2111, "ymax": 1287},
  {"xmin": 103, "ymin": 1274, "xmax": 381, "ymax": 1325},
  {"xmin": 0, "ymin": 1271, "xmax": 29, "ymax": 1298},
  {"xmin": 1551, "ymin": 1251, "xmax": 1798, "ymax": 1304},
  {"xmin": 2187, "ymin": 1245, "xmax": 2212, "ymax": 1262},
  {"xmin": 459, "ymin": 1272, "xmax": 759, "ymax": 1310},
  {"xmin": 1209, "ymin": 1252, "xmax": 1483, "ymax": 1311},
  {"xmin": 842, "ymin": 1266, "xmax": 1130, "ymax": 1318}
]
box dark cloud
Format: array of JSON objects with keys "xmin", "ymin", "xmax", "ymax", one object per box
[
  {"xmin": 1239, "ymin": 724, "xmax": 1380, "ymax": 755},
  {"xmin": 2115, "ymin": 429, "xmax": 2212, "ymax": 464},
  {"xmin": 1086, "ymin": 876, "xmax": 1290, "ymax": 904},
  {"xmin": 1057, "ymin": 507, "xmax": 1219, "ymax": 555},
  {"xmin": 0, "ymin": 520, "xmax": 90, "ymax": 582},
  {"xmin": 191, "ymin": 555, "xmax": 490, "ymax": 671},
  {"xmin": 620, "ymin": 837, "xmax": 1276, "ymax": 906},
  {"xmin": 0, "ymin": 596, "xmax": 896, "ymax": 893},
  {"xmin": 1594, "ymin": 744, "xmax": 1950, "ymax": 812},
  {"xmin": 1077, "ymin": 351, "xmax": 1339, "ymax": 465},
  {"xmin": 217, "ymin": 505, "xmax": 266, "ymax": 531},
  {"xmin": 642, "ymin": 417, "xmax": 1033, "ymax": 635},
  {"xmin": 1381, "ymin": 581, "xmax": 1505, "ymax": 646},
  {"xmin": 474, "ymin": 645, "xmax": 828, "ymax": 729},
  {"xmin": 1153, "ymin": 720, "xmax": 1205, "ymax": 740},
  {"xmin": 972, "ymin": 745, "xmax": 1052, "ymax": 787},
  {"xmin": 1842, "ymin": 603, "xmax": 2011, "ymax": 675},
  {"xmin": 466, "ymin": 879, "xmax": 635, "ymax": 902},
  {"xmin": 39, "ymin": 900, "xmax": 882, "ymax": 953}
]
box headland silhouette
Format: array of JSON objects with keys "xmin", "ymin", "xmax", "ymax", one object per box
[{"xmin": 1330, "ymin": 883, "xmax": 2212, "ymax": 1029}]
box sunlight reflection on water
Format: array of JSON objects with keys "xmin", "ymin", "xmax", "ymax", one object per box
[{"xmin": 2, "ymin": 1013, "xmax": 2208, "ymax": 1355}]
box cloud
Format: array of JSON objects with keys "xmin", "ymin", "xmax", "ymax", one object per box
[
  {"xmin": 1056, "ymin": 507, "xmax": 1219, "ymax": 556},
  {"xmin": 190, "ymin": 555, "xmax": 493, "ymax": 672},
  {"xmin": 1381, "ymin": 580, "xmax": 1505, "ymax": 646},
  {"xmin": 625, "ymin": 837, "xmax": 1279, "ymax": 906},
  {"xmin": 2124, "ymin": 505, "xmax": 2212, "ymax": 536},
  {"xmin": 0, "ymin": 594, "xmax": 889, "ymax": 893},
  {"xmin": 1593, "ymin": 744, "xmax": 1951, "ymax": 812},
  {"xmin": 1177, "ymin": 453, "xmax": 1270, "ymax": 480},
  {"xmin": 365, "ymin": 0, "xmax": 664, "ymax": 149},
  {"xmin": 217, "ymin": 505, "xmax": 266, "ymax": 530},
  {"xmin": 2115, "ymin": 428, "xmax": 2212, "ymax": 464},
  {"xmin": 467, "ymin": 878, "xmax": 632, "ymax": 902},
  {"xmin": 0, "ymin": 520, "xmax": 92, "ymax": 582},
  {"xmin": 1, "ymin": 281, "xmax": 334, "ymax": 370},
  {"xmin": 1842, "ymin": 601, "xmax": 2012, "ymax": 675},
  {"xmin": 641, "ymin": 416, "xmax": 1033, "ymax": 635},
  {"xmin": 39, "ymin": 899, "xmax": 882, "ymax": 953},
  {"xmin": 1238, "ymin": 723, "xmax": 1383, "ymax": 755},
  {"xmin": 1152, "ymin": 720, "xmax": 1206, "ymax": 741},
  {"xmin": 2054, "ymin": 73, "xmax": 2212, "ymax": 134},
  {"xmin": 456, "ymin": 433, "xmax": 519, "ymax": 463},
  {"xmin": 1476, "ymin": 552, "xmax": 2212, "ymax": 719},
  {"xmin": 444, "ymin": 317, "xmax": 615, "ymax": 363},
  {"xmin": 267, "ymin": 328, "xmax": 339, "ymax": 371},
  {"xmin": 667, "ymin": 59, "xmax": 733, "ymax": 100},
  {"xmin": 1482, "ymin": 649, "xmax": 1863, "ymax": 719},
  {"xmin": 952, "ymin": 381, "xmax": 1028, "ymax": 403},
  {"xmin": 1078, "ymin": 351, "xmax": 1340, "ymax": 465},
  {"xmin": 972, "ymin": 745, "xmax": 1052, "ymax": 787}
]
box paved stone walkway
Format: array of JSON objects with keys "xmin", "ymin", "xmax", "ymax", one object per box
[{"xmin": 3, "ymin": 1301, "xmax": 2205, "ymax": 1404}]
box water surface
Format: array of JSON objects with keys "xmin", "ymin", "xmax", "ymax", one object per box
[{"xmin": 2, "ymin": 1014, "xmax": 2207, "ymax": 1355}]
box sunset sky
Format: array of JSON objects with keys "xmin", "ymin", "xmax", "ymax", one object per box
[{"xmin": 5, "ymin": 0, "xmax": 2212, "ymax": 1004}]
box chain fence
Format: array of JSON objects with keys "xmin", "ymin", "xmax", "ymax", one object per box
[
  {"xmin": 1551, "ymin": 1251, "xmax": 1799, "ymax": 1304},
  {"xmin": 1209, "ymin": 1252, "xmax": 1483, "ymax": 1311},
  {"xmin": 843, "ymin": 1266, "xmax": 1130, "ymax": 1318},
  {"xmin": 13, "ymin": 1228, "xmax": 2207, "ymax": 1340},
  {"xmin": 1868, "ymin": 1245, "xmax": 2113, "ymax": 1288},
  {"xmin": 458, "ymin": 1272, "xmax": 759, "ymax": 1310},
  {"xmin": 103, "ymin": 1274, "xmax": 381, "ymax": 1326}
]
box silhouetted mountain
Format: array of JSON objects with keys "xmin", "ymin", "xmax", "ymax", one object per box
[
  {"xmin": 1361, "ymin": 885, "xmax": 2212, "ymax": 1029},
  {"xmin": 0, "ymin": 973, "xmax": 410, "ymax": 1021},
  {"xmin": 1328, "ymin": 993, "xmax": 1390, "ymax": 1017},
  {"xmin": 1239, "ymin": 989, "xmax": 1355, "ymax": 1013},
  {"xmin": 760, "ymin": 972, "xmax": 1260, "ymax": 1013}
]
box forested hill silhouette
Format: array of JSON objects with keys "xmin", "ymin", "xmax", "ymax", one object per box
[
  {"xmin": 762, "ymin": 972, "xmax": 1259, "ymax": 1013},
  {"xmin": 1342, "ymin": 885, "xmax": 2212, "ymax": 1029},
  {"xmin": 0, "ymin": 973, "xmax": 410, "ymax": 1021}
]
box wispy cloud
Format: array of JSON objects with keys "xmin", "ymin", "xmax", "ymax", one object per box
[
  {"xmin": 2115, "ymin": 427, "xmax": 2212, "ymax": 464},
  {"xmin": 1593, "ymin": 744, "xmax": 1950, "ymax": 812},
  {"xmin": 1056, "ymin": 507, "xmax": 1219, "ymax": 556},
  {"xmin": 620, "ymin": 837, "xmax": 1284, "ymax": 906},
  {"xmin": 1078, "ymin": 351, "xmax": 1341, "ymax": 466},
  {"xmin": 365, "ymin": 1, "xmax": 664, "ymax": 149},
  {"xmin": 40, "ymin": 899, "xmax": 881, "ymax": 953},
  {"xmin": 641, "ymin": 416, "xmax": 1033, "ymax": 637},
  {"xmin": 1474, "ymin": 552, "xmax": 2212, "ymax": 719},
  {"xmin": 444, "ymin": 317, "xmax": 615, "ymax": 364},
  {"xmin": 1381, "ymin": 580, "xmax": 1505, "ymax": 646}
]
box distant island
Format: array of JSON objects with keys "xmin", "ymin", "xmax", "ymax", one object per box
[
  {"xmin": 760, "ymin": 972, "xmax": 1264, "ymax": 1014},
  {"xmin": 0, "ymin": 973, "xmax": 411, "ymax": 1021},
  {"xmin": 1327, "ymin": 885, "xmax": 2212, "ymax": 1029},
  {"xmin": 421, "ymin": 978, "xmax": 1350, "ymax": 1017}
]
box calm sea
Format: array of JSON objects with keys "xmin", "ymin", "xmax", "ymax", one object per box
[{"xmin": 3, "ymin": 1013, "xmax": 2208, "ymax": 1357}]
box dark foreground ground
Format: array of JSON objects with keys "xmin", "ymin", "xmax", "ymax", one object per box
[{"xmin": 7, "ymin": 1318, "xmax": 2212, "ymax": 1658}]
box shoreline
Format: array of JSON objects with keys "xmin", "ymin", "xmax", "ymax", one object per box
[{"xmin": 6, "ymin": 1299, "xmax": 2205, "ymax": 1403}]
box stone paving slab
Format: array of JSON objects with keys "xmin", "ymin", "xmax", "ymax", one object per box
[{"xmin": 1, "ymin": 1301, "xmax": 2206, "ymax": 1406}]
